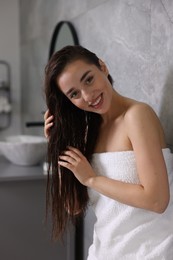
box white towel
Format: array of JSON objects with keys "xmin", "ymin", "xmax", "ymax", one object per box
[{"xmin": 87, "ymin": 148, "xmax": 173, "ymax": 260}]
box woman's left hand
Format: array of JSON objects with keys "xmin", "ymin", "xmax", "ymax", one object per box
[{"xmin": 58, "ymin": 146, "xmax": 96, "ymax": 186}]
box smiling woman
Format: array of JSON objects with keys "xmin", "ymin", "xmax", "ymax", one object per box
[
  {"xmin": 44, "ymin": 45, "xmax": 173, "ymax": 260},
  {"xmin": 57, "ymin": 59, "xmax": 112, "ymax": 113}
]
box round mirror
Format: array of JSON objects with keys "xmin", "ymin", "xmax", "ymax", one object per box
[{"xmin": 49, "ymin": 21, "xmax": 79, "ymax": 59}]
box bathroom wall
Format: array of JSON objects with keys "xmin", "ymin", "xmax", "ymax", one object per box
[
  {"xmin": 0, "ymin": 0, "xmax": 21, "ymax": 138},
  {"xmin": 20, "ymin": 0, "xmax": 173, "ymax": 143},
  {"xmin": 19, "ymin": 0, "xmax": 173, "ymax": 258}
]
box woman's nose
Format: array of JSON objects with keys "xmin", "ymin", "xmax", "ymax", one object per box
[{"xmin": 81, "ymin": 89, "xmax": 93, "ymax": 102}]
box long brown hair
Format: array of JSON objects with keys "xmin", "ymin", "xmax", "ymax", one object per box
[{"xmin": 44, "ymin": 45, "xmax": 113, "ymax": 240}]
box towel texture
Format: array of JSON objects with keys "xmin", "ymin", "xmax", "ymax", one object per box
[{"xmin": 87, "ymin": 148, "xmax": 173, "ymax": 260}]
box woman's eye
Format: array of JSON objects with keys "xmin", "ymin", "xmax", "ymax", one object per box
[
  {"xmin": 70, "ymin": 91, "xmax": 79, "ymax": 99},
  {"xmin": 85, "ymin": 76, "xmax": 93, "ymax": 85}
]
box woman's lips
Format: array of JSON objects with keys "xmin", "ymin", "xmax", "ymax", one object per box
[{"xmin": 89, "ymin": 94, "xmax": 103, "ymax": 109}]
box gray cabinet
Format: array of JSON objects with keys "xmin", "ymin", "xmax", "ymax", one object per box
[{"xmin": 0, "ymin": 159, "xmax": 75, "ymax": 260}]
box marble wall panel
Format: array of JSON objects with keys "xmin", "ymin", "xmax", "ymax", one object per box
[
  {"xmin": 74, "ymin": 0, "xmax": 151, "ymax": 102},
  {"xmin": 20, "ymin": 0, "xmax": 173, "ymax": 144},
  {"xmin": 162, "ymin": 0, "xmax": 173, "ymax": 22},
  {"xmin": 150, "ymin": 0, "xmax": 173, "ymax": 145}
]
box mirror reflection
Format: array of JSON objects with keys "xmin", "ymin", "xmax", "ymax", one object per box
[{"xmin": 49, "ymin": 21, "xmax": 79, "ymax": 59}]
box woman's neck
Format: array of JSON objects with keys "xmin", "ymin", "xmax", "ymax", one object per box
[{"xmin": 101, "ymin": 91, "xmax": 129, "ymax": 125}]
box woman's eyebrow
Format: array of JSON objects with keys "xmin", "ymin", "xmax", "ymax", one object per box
[
  {"xmin": 80, "ymin": 70, "xmax": 91, "ymax": 82},
  {"xmin": 66, "ymin": 87, "xmax": 75, "ymax": 96}
]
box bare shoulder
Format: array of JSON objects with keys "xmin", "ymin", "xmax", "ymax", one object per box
[
  {"xmin": 123, "ymin": 101, "xmax": 166, "ymax": 148},
  {"xmin": 124, "ymin": 101, "xmax": 160, "ymax": 126}
]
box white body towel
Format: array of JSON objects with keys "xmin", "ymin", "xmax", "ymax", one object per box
[{"xmin": 87, "ymin": 148, "xmax": 173, "ymax": 260}]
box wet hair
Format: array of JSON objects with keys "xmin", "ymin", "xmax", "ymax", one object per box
[{"xmin": 44, "ymin": 45, "xmax": 113, "ymax": 240}]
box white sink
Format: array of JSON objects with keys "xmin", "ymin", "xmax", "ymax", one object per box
[{"xmin": 0, "ymin": 135, "xmax": 47, "ymax": 166}]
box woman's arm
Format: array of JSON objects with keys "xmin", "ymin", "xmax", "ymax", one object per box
[
  {"xmin": 123, "ymin": 103, "xmax": 169, "ymax": 212},
  {"xmin": 58, "ymin": 104, "xmax": 170, "ymax": 213}
]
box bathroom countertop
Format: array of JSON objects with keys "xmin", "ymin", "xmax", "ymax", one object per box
[{"xmin": 0, "ymin": 156, "xmax": 46, "ymax": 182}]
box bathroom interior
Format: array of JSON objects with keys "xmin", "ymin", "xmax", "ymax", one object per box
[{"xmin": 0, "ymin": 0, "xmax": 173, "ymax": 259}]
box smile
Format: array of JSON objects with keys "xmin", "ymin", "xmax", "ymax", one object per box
[{"xmin": 89, "ymin": 94, "xmax": 103, "ymax": 109}]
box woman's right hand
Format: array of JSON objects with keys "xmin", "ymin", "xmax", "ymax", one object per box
[{"xmin": 44, "ymin": 110, "xmax": 54, "ymax": 139}]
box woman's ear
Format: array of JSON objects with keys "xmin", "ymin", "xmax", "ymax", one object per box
[{"xmin": 99, "ymin": 59, "xmax": 109, "ymax": 76}]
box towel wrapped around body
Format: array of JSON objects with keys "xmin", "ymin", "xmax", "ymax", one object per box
[{"xmin": 87, "ymin": 148, "xmax": 173, "ymax": 260}]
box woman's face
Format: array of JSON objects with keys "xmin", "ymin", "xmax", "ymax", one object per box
[{"xmin": 57, "ymin": 59, "xmax": 113, "ymax": 114}]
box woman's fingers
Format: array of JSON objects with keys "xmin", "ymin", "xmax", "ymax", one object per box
[
  {"xmin": 45, "ymin": 115, "xmax": 54, "ymax": 124},
  {"xmin": 44, "ymin": 110, "xmax": 54, "ymax": 126},
  {"xmin": 67, "ymin": 146, "xmax": 84, "ymax": 158},
  {"xmin": 58, "ymin": 160, "xmax": 73, "ymax": 171},
  {"xmin": 59, "ymin": 155, "xmax": 76, "ymax": 164},
  {"xmin": 63, "ymin": 150, "xmax": 81, "ymax": 161},
  {"xmin": 44, "ymin": 110, "xmax": 54, "ymax": 138},
  {"xmin": 58, "ymin": 154, "xmax": 76, "ymax": 171},
  {"xmin": 44, "ymin": 110, "xmax": 49, "ymax": 120},
  {"xmin": 58, "ymin": 148, "xmax": 82, "ymax": 171},
  {"xmin": 44, "ymin": 122, "xmax": 53, "ymax": 138}
]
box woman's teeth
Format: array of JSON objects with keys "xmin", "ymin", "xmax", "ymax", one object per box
[{"xmin": 91, "ymin": 95, "xmax": 102, "ymax": 107}]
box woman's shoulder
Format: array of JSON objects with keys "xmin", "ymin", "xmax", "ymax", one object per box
[
  {"xmin": 123, "ymin": 99, "xmax": 166, "ymax": 146},
  {"xmin": 124, "ymin": 99, "xmax": 157, "ymax": 122},
  {"xmin": 122, "ymin": 98, "xmax": 164, "ymax": 136}
]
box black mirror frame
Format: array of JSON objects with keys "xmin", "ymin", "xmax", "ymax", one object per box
[{"xmin": 48, "ymin": 21, "xmax": 79, "ymax": 59}]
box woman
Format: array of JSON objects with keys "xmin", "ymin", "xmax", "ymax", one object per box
[{"xmin": 44, "ymin": 45, "xmax": 173, "ymax": 259}]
